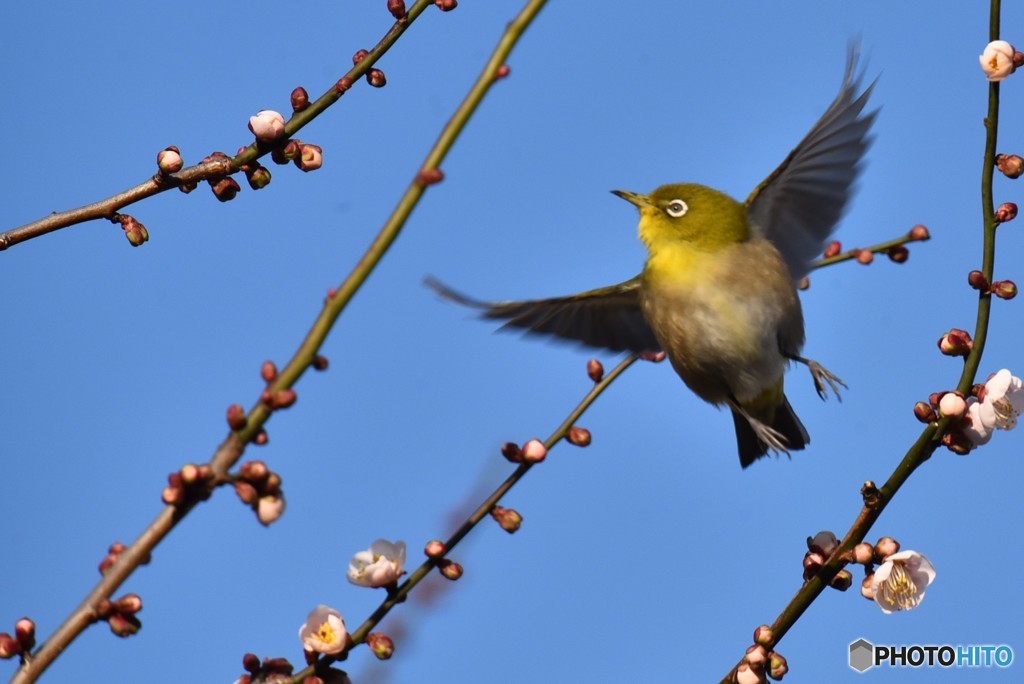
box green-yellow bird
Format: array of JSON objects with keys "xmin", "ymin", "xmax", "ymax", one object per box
[{"xmin": 428, "ymin": 52, "xmax": 875, "ymax": 468}]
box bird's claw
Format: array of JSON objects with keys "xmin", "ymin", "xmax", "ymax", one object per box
[{"xmin": 806, "ymin": 360, "xmax": 847, "ymax": 401}]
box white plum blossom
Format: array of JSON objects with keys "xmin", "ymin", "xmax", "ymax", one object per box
[
  {"xmin": 298, "ymin": 605, "xmax": 347, "ymax": 655},
  {"xmin": 963, "ymin": 369, "xmax": 1024, "ymax": 446},
  {"xmin": 248, "ymin": 109, "xmax": 286, "ymax": 142},
  {"xmin": 870, "ymin": 550, "xmax": 936, "ymax": 614},
  {"xmin": 980, "ymin": 40, "xmax": 1016, "ymax": 81},
  {"xmin": 347, "ymin": 539, "xmax": 406, "ymax": 588}
]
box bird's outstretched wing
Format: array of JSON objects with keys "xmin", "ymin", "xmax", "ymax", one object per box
[
  {"xmin": 425, "ymin": 276, "xmax": 661, "ymax": 354},
  {"xmin": 745, "ymin": 46, "xmax": 877, "ymax": 282}
]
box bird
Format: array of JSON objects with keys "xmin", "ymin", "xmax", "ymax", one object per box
[{"xmin": 427, "ymin": 50, "xmax": 875, "ymax": 468}]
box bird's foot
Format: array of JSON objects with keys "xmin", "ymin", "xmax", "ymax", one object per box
[
  {"xmin": 789, "ymin": 354, "xmax": 847, "ymax": 401},
  {"xmin": 730, "ymin": 400, "xmax": 792, "ymax": 456}
]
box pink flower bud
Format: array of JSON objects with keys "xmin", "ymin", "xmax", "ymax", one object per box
[
  {"xmin": 296, "ymin": 143, "xmax": 323, "ymax": 172},
  {"xmin": 312, "ymin": 355, "xmax": 330, "ymax": 371},
  {"xmin": 271, "ymin": 389, "xmax": 297, "ymax": 409},
  {"xmin": 434, "ymin": 0, "xmax": 458, "ymax": 10},
  {"xmin": 823, "ymin": 240, "xmax": 841, "ymax": 258},
  {"xmin": 367, "ymin": 632, "xmax": 395, "ymax": 660},
  {"xmin": 495, "ymin": 64, "xmax": 511, "ymax": 79},
  {"xmin": 248, "ymin": 110, "xmax": 286, "ymax": 143},
  {"xmin": 227, "ymin": 404, "xmax": 247, "ymax": 431},
  {"xmin": 942, "ymin": 429, "xmax": 974, "ymax": 455},
  {"xmin": 991, "ymin": 280, "xmax": 1018, "ymax": 299},
  {"xmin": 853, "ymin": 542, "xmax": 874, "ymax": 564},
  {"xmin": 745, "ymin": 644, "xmax": 768, "ymax": 666},
  {"xmin": 937, "ymin": 328, "xmax": 973, "ymax": 356},
  {"xmin": 253, "ymin": 430, "xmax": 269, "ymax": 446},
  {"xmin": 424, "ymin": 540, "xmax": 446, "ymax": 558},
  {"xmin": 162, "ymin": 484, "xmax": 184, "ymax": 505},
  {"xmin": 367, "ymin": 69, "xmax": 387, "ymax": 88},
  {"xmin": 968, "ymin": 270, "xmax": 990, "ymax": 291},
  {"xmin": 521, "ymin": 439, "xmax": 547, "ymax": 463},
  {"xmin": 14, "ymin": 618, "xmax": 35, "ymax": 652},
  {"xmin": 802, "ymin": 551, "xmax": 825, "ymax": 580},
  {"xmin": 240, "ymin": 460, "xmax": 269, "ymax": 483},
  {"xmin": 179, "ymin": 463, "xmax": 201, "ymax": 485},
  {"xmin": 291, "ymin": 87, "xmax": 309, "ymax": 112},
  {"xmin": 995, "ymin": 202, "xmax": 1018, "ymax": 223},
  {"xmin": 586, "ymin": 358, "xmax": 604, "ymax": 382},
  {"xmin": 567, "ymin": 426, "xmax": 591, "ymax": 447},
  {"xmin": 117, "ymin": 214, "xmax": 149, "ymax": 247},
  {"xmin": 335, "ymin": 76, "xmax": 354, "ymax": 94},
  {"xmin": 234, "ymin": 480, "xmax": 258, "ymax": 505},
  {"xmin": 257, "ymin": 494, "xmax": 286, "ymax": 526},
  {"xmin": 640, "ymin": 350, "xmax": 666, "ymax": 362},
  {"xmin": 107, "ymin": 612, "xmax": 141, "ymax": 638},
  {"xmin": 938, "ymin": 391, "xmax": 967, "ymax": 418},
  {"xmin": 388, "ymin": 0, "xmax": 407, "ymax": 20},
  {"xmin": 996, "ymin": 153, "xmax": 1024, "ymax": 178},
  {"xmin": 210, "ymin": 177, "xmax": 241, "ymax": 202},
  {"xmin": 157, "ymin": 146, "xmax": 183, "ymax": 174},
  {"xmin": 261, "ymin": 361, "xmax": 278, "ymax": 383},
  {"xmin": 246, "ymin": 166, "xmax": 272, "ymax": 190},
  {"xmin": 855, "ymin": 249, "xmax": 874, "ymax": 265},
  {"xmin": 874, "ymin": 536, "xmax": 900, "ymax": 561},
  {"xmin": 352, "ymin": 49, "xmax": 369, "ymax": 65},
  {"xmin": 0, "ymin": 633, "xmax": 22, "ymax": 659},
  {"xmin": 735, "ymin": 663, "xmax": 762, "ymax": 684},
  {"xmin": 438, "ymin": 559, "xmax": 463, "ymax": 580},
  {"xmin": 798, "ymin": 276, "xmax": 810, "ymax": 291},
  {"xmin": 768, "ymin": 651, "xmax": 789, "ymax": 680},
  {"xmin": 860, "ymin": 574, "xmax": 875, "ymax": 600},
  {"xmin": 909, "ymin": 224, "xmax": 930, "ymax": 241},
  {"xmin": 114, "ymin": 594, "xmax": 143, "ymax": 615},
  {"xmin": 242, "ymin": 652, "xmax": 261, "ymax": 674}
]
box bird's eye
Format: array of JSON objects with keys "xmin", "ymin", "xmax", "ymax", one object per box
[{"xmin": 665, "ymin": 199, "xmax": 688, "ymax": 218}]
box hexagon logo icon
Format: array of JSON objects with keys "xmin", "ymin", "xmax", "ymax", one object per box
[{"xmin": 849, "ymin": 638, "xmax": 874, "ymax": 672}]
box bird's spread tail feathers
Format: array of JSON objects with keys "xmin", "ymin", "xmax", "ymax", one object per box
[{"xmin": 732, "ymin": 395, "xmax": 809, "ymax": 468}]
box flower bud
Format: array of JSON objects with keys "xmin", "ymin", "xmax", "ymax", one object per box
[
  {"xmin": 798, "ymin": 276, "xmax": 810, "ymax": 291},
  {"xmin": 271, "ymin": 139, "xmax": 301, "ymax": 165},
  {"xmin": 490, "ymin": 505, "xmax": 523, "ymax": 533},
  {"xmin": 257, "ymin": 494, "xmax": 286, "ymax": 526},
  {"xmin": 860, "ymin": 574, "xmax": 875, "ymax": 600},
  {"xmin": 500, "ymin": 442, "xmax": 523, "ymax": 463},
  {"xmin": 296, "ymin": 143, "xmax": 323, "ymax": 172},
  {"xmin": 913, "ymin": 401, "xmax": 937, "ymax": 423},
  {"xmin": 495, "ymin": 64, "xmax": 511, "ymax": 79},
  {"xmin": 261, "ymin": 361, "xmax": 278, "ymax": 383},
  {"xmin": 271, "ymin": 389, "xmax": 297, "ymax": 409},
  {"xmin": 118, "ymin": 214, "xmax": 149, "ymax": 247},
  {"xmin": 981, "ymin": 40, "xmax": 1017, "ymax": 81},
  {"xmin": 938, "ymin": 391, "xmax": 967, "ymax": 418},
  {"xmin": 640, "ymin": 350, "xmax": 666, "ymax": 362},
  {"xmin": 586, "ymin": 358, "xmax": 604, "ymax": 382},
  {"xmin": 434, "ymin": 0, "xmax": 458, "ymax": 10},
  {"xmin": 745, "ymin": 644, "xmax": 768, "ymax": 666},
  {"xmin": 996, "ymin": 153, "xmax": 1024, "ymax": 178},
  {"xmin": 352, "ymin": 49, "xmax": 369, "ymax": 65},
  {"xmin": 823, "ymin": 240, "xmax": 841, "ymax": 258},
  {"xmin": 157, "ymin": 146, "xmax": 183, "ymax": 174},
  {"xmin": 968, "ymin": 270, "xmax": 990, "ymax": 291},
  {"xmin": 567, "ymin": 426, "xmax": 591, "ymax": 447},
  {"xmin": 438, "ymin": 559, "xmax": 463, "ymax": 580},
  {"xmin": 291, "ymin": 87, "xmax": 310, "ymax": 112},
  {"xmin": 0, "ymin": 633, "xmax": 22, "ymax": 659},
  {"xmin": 802, "ymin": 552, "xmax": 825, "ymax": 580},
  {"xmin": 179, "ymin": 463, "xmax": 201, "ymax": 485},
  {"xmin": 367, "ymin": 69, "xmax": 387, "ymax": 88},
  {"xmin": 886, "ymin": 245, "xmax": 909, "ymax": 263},
  {"xmin": 246, "ymin": 166, "xmax": 271, "ymax": 190},
  {"xmin": 768, "ymin": 651, "xmax": 789, "ymax": 680},
  {"xmin": 14, "ymin": 618, "xmax": 35, "ymax": 652},
  {"xmin": 735, "ymin": 663, "xmax": 763, "ymax": 684},
  {"xmin": 855, "ymin": 249, "xmax": 874, "ymax": 265},
  {"xmin": 830, "ymin": 569, "xmax": 853, "ymax": 591},
  {"xmin": 937, "ymin": 328, "xmax": 973, "ymax": 356},
  {"xmin": 995, "ymin": 202, "xmax": 1018, "ymax": 223},
  {"xmin": 248, "ymin": 110, "xmax": 286, "ymax": 143},
  {"xmin": 335, "ymin": 76, "xmax": 354, "ymax": 94},
  {"xmin": 243, "ymin": 652, "xmax": 262, "ymax": 674},
  {"xmin": 908, "ymin": 224, "xmax": 930, "ymax": 241},
  {"xmin": 807, "ymin": 530, "xmax": 839, "ymax": 557},
  {"xmin": 367, "ymin": 632, "xmax": 395, "ymax": 660},
  {"xmin": 852, "ymin": 542, "xmax": 874, "ymax": 565},
  {"xmin": 107, "ymin": 612, "xmax": 141, "ymax": 638},
  {"xmin": 114, "ymin": 594, "xmax": 143, "ymax": 615},
  {"xmin": 416, "ymin": 168, "xmax": 445, "ymax": 186},
  {"xmin": 424, "ymin": 540, "xmax": 446, "ymax": 558},
  {"xmin": 234, "ymin": 480, "xmax": 258, "ymax": 505},
  {"xmin": 312, "ymin": 355, "xmax": 329, "ymax": 371},
  {"xmin": 873, "ymin": 537, "xmax": 900, "ymax": 561},
  {"xmin": 521, "ymin": 439, "xmax": 547, "ymax": 463},
  {"xmin": 942, "ymin": 429, "xmax": 973, "ymax": 455},
  {"xmin": 210, "ymin": 177, "xmax": 241, "ymax": 202},
  {"xmin": 162, "ymin": 483, "xmax": 184, "ymax": 505},
  {"xmin": 387, "ymin": 0, "xmax": 407, "ymax": 20},
  {"xmin": 753, "ymin": 625, "xmax": 774, "ymax": 647},
  {"xmin": 991, "ymin": 280, "xmax": 1018, "ymax": 299},
  {"xmin": 253, "ymin": 429, "xmax": 269, "ymax": 446}
]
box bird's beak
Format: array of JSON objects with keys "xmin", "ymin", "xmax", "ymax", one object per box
[{"xmin": 611, "ymin": 189, "xmax": 652, "ymax": 208}]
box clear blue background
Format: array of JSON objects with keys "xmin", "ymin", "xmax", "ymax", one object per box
[{"xmin": 2, "ymin": 1, "xmax": 1022, "ymax": 682}]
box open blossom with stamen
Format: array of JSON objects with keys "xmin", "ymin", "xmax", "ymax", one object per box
[
  {"xmin": 980, "ymin": 40, "xmax": 1017, "ymax": 81},
  {"xmin": 347, "ymin": 539, "xmax": 406, "ymax": 587},
  {"xmin": 299, "ymin": 605, "xmax": 347, "ymax": 655},
  {"xmin": 870, "ymin": 550, "xmax": 936, "ymax": 614},
  {"xmin": 963, "ymin": 369, "xmax": 1024, "ymax": 446}
]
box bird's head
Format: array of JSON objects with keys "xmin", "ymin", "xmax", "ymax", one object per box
[{"xmin": 612, "ymin": 183, "xmax": 750, "ymax": 252}]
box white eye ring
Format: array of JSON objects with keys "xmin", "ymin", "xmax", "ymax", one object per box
[{"xmin": 665, "ymin": 199, "xmax": 688, "ymax": 218}]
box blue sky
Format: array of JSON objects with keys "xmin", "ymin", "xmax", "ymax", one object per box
[{"xmin": 2, "ymin": 1, "xmax": 1023, "ymax": 682}]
